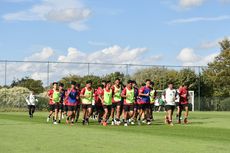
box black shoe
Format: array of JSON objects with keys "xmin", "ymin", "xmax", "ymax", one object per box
[
  {"xmin": 58, "ymin": 120, "xmax": 61, "ymax": 124},
  {"xmin": 82, "ymin": 120, "xmax": 85, "ymax": 125}
]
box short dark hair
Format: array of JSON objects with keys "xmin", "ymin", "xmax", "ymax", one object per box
[
  {"xmin": 101, "ymin": 80, "xmax": 106, "ymax": 83},
  {"xmin": 106, "ymin": 80, "xmax": 111, "ymax": 84},
  {"xmin": 145, "ymin": 79, "xmax": 151, "ymax": 82},
  {"xmin": 53, "ymin": 82, "xmax": 58, "ymax": 85},
  {"xmin": 59, "ymin": 82, "xmax": 64, "ymax": 87},
  {"xmin": 115, "ymin": 78, "xmax": 120, "ymax": 81},
  {"xmin": 127, "ymin": 80, "xmax": 133, "ymax": 84},
  {"xmin": 150, "ymin": 81, "xmax": 154, "ymax": 85},
  {"xmin": 86, "ymin": 80, "xmax": 92, "ymax": 84},
  {"xmin": 71, "ymin": 81, "xmax": 76, "ymax": 85}
]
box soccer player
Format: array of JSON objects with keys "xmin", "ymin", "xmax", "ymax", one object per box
[
  {"xmin": 58, "ymin": 83, "xmax": 66, "ymax": 123},
  {"xmin": 65, "ymin": 81, "xmax": 79, "ymax": 125},
  {"xmin": 163, "ymin": 82, "xmax": 177, "ymax": 126},
  {"xmin": 132, "ymin": 80, "xmax": 139, "ymax": 123},
  {"xmin": 94, "ymin": 84, "xmax": 104, "ymax": 124},
  {"xmin": 150, "ymin": 81, "xmax": 157, "ymax": 121},
  {"xmin": 47, "ymin": 82, "xmax": 61, "ymax": 124},
  {"xmin": 99, "ymin": 81, "xmax": 113, "ymax": 126},
  {"xmin": 138, "ymin": 79, "xmax": 152, "ymax": 125},
  {"xmin": 80, "ymin": 80, "xmax": 94, "ymax": 125},
  {"xmin": 121, "ymin": 80, "xmax": 135, "ymax": 126},
  {"xmin": 111, "ymin": 78, "xmax": 122, "ymax": 125},
  {"xmin": 75, "ymin": 83, "xmax": 81, "ymax": 123},
  {"xmin": 178, "ymin": 83, "xmax": 190, "ymax": 124},
  {"xmin": 25, "ymin": 91, "xmax": 38, "ymax": 118}
]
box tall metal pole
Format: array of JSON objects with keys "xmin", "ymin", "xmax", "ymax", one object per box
[
  {"xmin": 47, "ymin": 61, "xmax": 50, "ymax": 87},
  {"xmin": 198, "ymin": 66, "xmax": 201, "ymax": 111},
  {"xmin": 126, "ymin": 64, "xmax": 129, "ymax": 76},
  {"xmin": 4, "ymin": 60, "xmax": 7, "ymax": 86},
  {"xmin": 4, "ymin": 60, "xmax": 7, "ymax": 104},
  {"xmin": 87, "ymin": 63, "xmax": 90, "ymax": 76}
]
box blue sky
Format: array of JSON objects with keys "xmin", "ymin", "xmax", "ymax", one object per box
[{"xmin": 0, "ymin": 0, "xmax": 230, "ymax": 67}]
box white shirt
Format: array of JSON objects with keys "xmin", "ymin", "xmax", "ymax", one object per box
[
  {"xmin": 26, "ymin": 93, "xmax": 38, "ymax": 106},
  {"xmin": 164, "ymin": 88, "xmax": 177, "ymax": 106}
]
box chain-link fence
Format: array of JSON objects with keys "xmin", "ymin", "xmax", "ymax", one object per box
[{"xmin": 0, "ymin": 60, "xmax": 229, "ymax": 111}]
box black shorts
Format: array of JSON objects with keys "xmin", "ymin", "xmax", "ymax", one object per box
[
  {"xmin": 64, "ymin": 105, "xmax": 68, "ymax": 112},
  {"xmin": 176, "ymin": 102, "xmax": 179, "ymax": 107},
  {"xmin": 123, "ymin": 104, "xmax": 134, "ymax": 112},
  {"xmin": 48, "ymin": 104, "xmax": 55, "ymax": 112},
  {"xmin": 28, "ymin": 105, "xmax": 35, "ymax": 110},
  {"xmin": 134, "ymin": 103, "xmax": 138, "ymax": 109},
  {"xmin": 112, "ymin": 102, "xmax": 121, "ymax": 108},
  {"xmin": 138, "ymin": 103, "xmax": 150, "ymax": 110},
  {"xmin": 179, "ymin": 103, "xmax": 189, "ymax": 110},
  {"xmin": 165, "ymin": 105, "xmax": 175, "ymax": 111},
  {"xmin": 68, "ymin": 106, "xmax": 77, "ymax": 112},
  {"xmin": 59, "ymin": 103, "xmax": 64, "ymax": 111},
  {"xmin": 95, "ymin": 105, "xmax": 104, "ymax": 113},
  {"xmin": 82, "ymin": 104, "xmax": 92, "ymax": 109},
  {"xmin": 103, "ymin": 105, "xmax": 112, "ymax": 112},
  {"xmin": 150, "ymin": 103, "xmax": 155, "ymax": 110}
]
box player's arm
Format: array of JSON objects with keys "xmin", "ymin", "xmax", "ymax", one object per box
[
  {"xmin": 98, "ymin": 91, "xmax": 104, "ymax": 104},
  {"xmin": 121, "ymin": 88, "xmax": 127, "ymax": 98},
  {"xmin": 138, "ymin": 87, "xmax": 149, "ymax": 97},
  {"xmin": 80, "ymin": 88, "xmax": 87, "ymax": 98}
]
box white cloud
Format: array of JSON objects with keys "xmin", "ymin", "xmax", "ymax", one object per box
[
  {"xmin": 57, "ymin": 45, "xmax": 148, "ymax": 64},
  {"xmin": 199, "ymin": 36, "xmax": 230, "ymax": 49},
  {"xmin": 177, "ymin": 48, "xmax": 201, "ymax": 63},
  {"xmin": 168, "ymin": 15, "xmax": 230, "ymax": 24},
  {"xmin": 2, "ymin": 0, "xmax": 91, "ymax": 31},
  {"xmin": 179, "ymin": 0, "xmax": 206, "ymax": 8},
  {"xmin": 0, "ymin": 45, "xmax": 164, "ymax": 85},
  {"xmin": 25, "ymin": 47, "xmax": 54, "ymax": 61},
  {"xmin": 177, "ymin": 47, "xmax": 218, "ymax": 66}
]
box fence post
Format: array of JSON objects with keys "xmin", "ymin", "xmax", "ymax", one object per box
[
  {"xmin": 47, "ymin": 61, "xmax": 50, "ymax": 87},
  {"xmin": 87, "ymin": 63, "xmax": 90, "ymax": 75},
  {"xmin": 126, "ymin": 64, "xmax": 129, "ymax": 76},
  {"xmin": 4, "ymin": 60, "xmax": 7, "ymax": 105},
  {"xmin": 198, "ymin": 66, "xmax": 201, "ymax": 111}
]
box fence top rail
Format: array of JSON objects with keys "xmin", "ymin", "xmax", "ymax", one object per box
[{"xmin": 0, "ymin": 60, "xmax": 208, "ymax": 68}]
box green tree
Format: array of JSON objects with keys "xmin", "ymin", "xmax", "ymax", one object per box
[
  {"xmin": 203, "ymin": 38, "xmax": 230, "ymax": 97},
  {"xmin": 11, "ymin": 77, "xmax": 44, "ymax": 94}
]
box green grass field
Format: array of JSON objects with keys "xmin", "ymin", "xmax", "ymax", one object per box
[{"xmin": 0, "ymin": 111, "xmax": 230, "ymax": 153}]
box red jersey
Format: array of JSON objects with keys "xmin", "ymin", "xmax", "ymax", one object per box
[
  {"xmin": 48, "ymin": 89, "xmax": 54, "ymax": 105},
  {"xmin": 179, "ymin": 87, "xmax": 189, "ymax": 104},
  {"xmin": 94, "ymin": 87, "xmax": 103, "ymax": 106},
  {"xmin": 80, "ymin": 87, "xmax": 93, "ymax": 95}
]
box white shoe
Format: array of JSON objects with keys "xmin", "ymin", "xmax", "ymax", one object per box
[
  {"xmin": 131, "ymin": 121, "xmax": 135, "ymax": 125},
  {"xmin": 53, "ymin": 122, "xmax": 58, "ymax": 125},
  {"xmin": 47, "ymin": 117, "xmax": 50, "ymax": 122},
  {"xmin": 116, "ymin": 121, "xmax": 121, "ymax": 126},
  {"xmin": 124, "ymin": 123, "xmax": 128, "ymax": 127},
  {"xmin": 111, "ymin": 121, "xmax": 115, "ymax": 126},
  {"xmin": 147, "ymin": 122, "xmax": 151, "ymax": 125}
]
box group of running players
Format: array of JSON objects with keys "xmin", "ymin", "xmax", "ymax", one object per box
[{"xmin": 46, "ymin": 78, "xmax": 190, "ymax": 126}]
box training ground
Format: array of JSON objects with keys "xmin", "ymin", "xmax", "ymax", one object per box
[{"xmin": 0, "ymin": 111, "xmax": 229, "ymax": 153}]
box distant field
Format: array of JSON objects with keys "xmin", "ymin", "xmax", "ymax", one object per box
[{"xmin": 0, "ymin": 111, "xmax": 229, "ymax": 153}]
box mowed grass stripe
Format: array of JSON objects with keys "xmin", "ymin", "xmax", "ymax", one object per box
[{"xmin": 0, "ymin": 112, "xmax": 229, "ymax": 153}]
